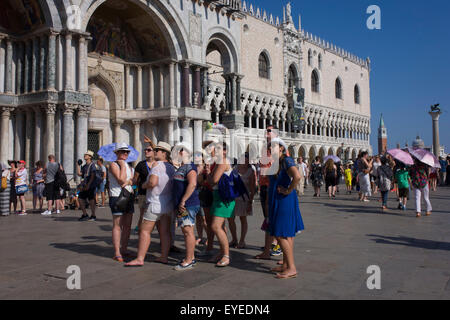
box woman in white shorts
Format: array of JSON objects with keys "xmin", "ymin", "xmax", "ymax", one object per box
[{"xmin": 126, "ymin": 142, "xmax": 175, "ymax": 267}]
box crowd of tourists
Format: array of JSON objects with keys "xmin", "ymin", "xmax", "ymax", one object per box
[{"xmin": 1, "ymin": 125, "xmax": 447, "ymax": 278}]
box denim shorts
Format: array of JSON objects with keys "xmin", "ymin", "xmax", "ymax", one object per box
[
  {"xmin": 96, "ymin": 181, "xmax": 106, "ymax": 194},
  {"xmin": 109, "ymin": 196, "xmax": 135, "ymax": 216},
  {"xmin": 177, "ymin": 206, "xmax": 200, "ymax": 228}
]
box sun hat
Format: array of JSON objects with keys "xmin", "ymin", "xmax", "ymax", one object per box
[
  {"xmin": 174, "ymin": 142, "xmax": 192, "ymax": 155},
  {"xmin": 154, "ymin": 141, "xmax": 172, "ymax": 154},
  {"xmin": 113, "ymin": 143, "xmax": 131, "ymax": 153},
  {"xmin": 84, "ymin": 150, "xmax": 95, "ymax": 158},
  {"xmin": 270, "ymin": 137, "xmax": 288, "ymax": 150}
]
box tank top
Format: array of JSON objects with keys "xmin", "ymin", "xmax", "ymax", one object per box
[
  {"xmin": 34, "ymin": 170, "xmax": 44, "ymax": 184},
  {"xmin": 213, "ymin": 167, "xmax": 233, "ymax": 190},
  {"xmin": 108, "ymin": 162, "xmax": 133, "ymax": 197}
]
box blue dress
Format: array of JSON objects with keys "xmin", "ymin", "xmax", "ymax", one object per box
[{"xmin": 268, "ymin": 157, "xmax": 304, "ymax": 238}]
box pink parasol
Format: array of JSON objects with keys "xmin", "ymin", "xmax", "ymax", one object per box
[
  {"xmin": 387, "ymin": 149, "xmax": 414, "ymax": 165},
  {"xmin": 407, "ymin": 147, "xmax": 441, "ymax": 168}
]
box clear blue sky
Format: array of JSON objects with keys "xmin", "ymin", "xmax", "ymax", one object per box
[{"xmin": 253, "ymin": 0, "xmax": 450, "ymax": 153}]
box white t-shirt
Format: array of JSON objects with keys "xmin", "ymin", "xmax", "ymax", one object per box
[
  {"xmin": 146, "ymin": 161, "xmax": 175, "ymax": 214},
  {"xmin": 16, "ymin": 169, "xmax": 28, "ymax": 186},
  {"xmin": 108, "ymin": 162, "xmax": 133, "ymax": 197}
]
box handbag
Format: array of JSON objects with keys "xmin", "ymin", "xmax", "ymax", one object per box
[
  {"xmin": 16, "ymin": 185, "xmax": 28, "ymax": 194},
  {"xmin": 114, "ymin": 187, "xmax": 133, "ymax": 212},
  {"xmin": 1, "ymin": 176, "xmax": 7, "ymax": 190}
]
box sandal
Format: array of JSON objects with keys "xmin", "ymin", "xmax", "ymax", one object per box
[
  {"xmin": 275, "ymin": 273, "xmax": 297, "ymax": 279},
  {"xmin": 113, "ymin": 256, "xmax": 124, "ymax": 262},
  {"xmin": 216, "ymin": 255, "xmax": 230, "ymax": 267},
  {"xmin": 416, "ymin": 213, "xmax": 421, "ymax": 218},
  {"xmin": 208, "ymin": 254, "xmax": 223, "ymax": 263}
]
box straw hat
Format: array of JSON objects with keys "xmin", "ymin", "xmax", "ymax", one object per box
[
  {"xmin": 84, "ymin": 150, "xmax": 95, "ymax": 158},
  {"xmin": 113, "ymin": 143, "xmax": 130, "ymax": 153},
  {"xmin": 154, "ymin": 141, "xmax": 172, "ymax": 154}
]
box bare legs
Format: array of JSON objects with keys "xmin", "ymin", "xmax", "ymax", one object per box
[
  {"xmin": 211, "ymin": 216, "xmax": 230, "ymax": 265},
  {"xmin": 272, "ymin": 237, "xmax": 297, "ymax": 278},
  {"xmin": 181, "ymin": 225, "xmax": 196, "ymax": 264},
  {"xmin": 228, "ymin": 216, "xmax": 248, "ymax": 248},
  {"xmin": 112, "ymin": 213, "xmax": 133, "ymax": 259}
]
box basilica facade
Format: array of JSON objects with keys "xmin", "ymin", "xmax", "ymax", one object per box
[{"xmin": 0, "ymin": 0, "xmax": 372, "ymax": 181}]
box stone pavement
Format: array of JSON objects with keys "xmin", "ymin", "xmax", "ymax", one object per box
[{"xmin": 1, "ymin": 185, "xmax": 449, "ymax": 300}]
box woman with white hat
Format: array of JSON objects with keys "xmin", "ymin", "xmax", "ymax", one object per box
[
  {"xmin": 126, "ymin": 142, "xmax": 175, "ymax": 266},
  {"xmin": 108, "ymin": 143, "xmax": 135, "ymax": 262},
  {"xmin": 1, "ymin": 163, "xmax": 11, "ymax": 216}
]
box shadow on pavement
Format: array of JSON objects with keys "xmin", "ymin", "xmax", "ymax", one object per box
[{"xmin": 367, "ymin": 234, "xmax": 450, "ymax": 251}]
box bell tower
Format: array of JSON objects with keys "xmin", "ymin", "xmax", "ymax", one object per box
[{"xmin": 378, "ymin": 114, "xmax": 387, "ymax": 155}]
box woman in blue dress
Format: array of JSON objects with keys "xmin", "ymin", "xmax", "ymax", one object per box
[{"xmin": 268, "ymin": 138, "xmax": 304, "ymax": 279}]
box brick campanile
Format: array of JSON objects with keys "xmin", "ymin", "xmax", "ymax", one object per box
[{"xmin": 378, "ymin": 114, "xmax": 387, "ymax": 155}]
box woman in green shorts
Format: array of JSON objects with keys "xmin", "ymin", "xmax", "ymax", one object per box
[{"xmin": 208, "ymin": 143, "xmax": 234, "ymax": 267}]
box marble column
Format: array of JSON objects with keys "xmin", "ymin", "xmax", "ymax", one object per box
[
  {"xmin": 0, "ymin": 107, "xmax": 13, "ymax": 163},
  {"xmin": 167, "ymin": 118, "xmax": 175, "ymax": 145},
  {"xmin": 169, "ymin": 62, "xmax": 175, "ymax": 108},
  {"xmin": 137, "ymin": 66, "xmax": 143, "ymax": 109},
  {"xmin": 24, "ymin": 40, "xmax": 31, "ymax": 93},
  {"xmin": 25, "ymin": 109, "xmax": 33, "ymax": 167},
  {"xmin": 32, "ymin": 37, "xmax": 39, "ymax": 92},
  {"xmin": 62, "ymin": 104, "xmax": 76, "ymax": 179},
  {"xmin": 45, "ymin": 104, "xmax": 57, "ymax": 157},
  {"xmin": 65, "ymin": 33, "xmax": 73, "ymax": 90},
  {"xmin": 132, "ymin": 120, "xmax": 141, "ymax": 158},
  {"xmin": 202, "ymin": 68, "xmax": 208, "ymax": 108},
  {"xmin": 14, "ymin": 111, "xmax": 25, "ymax": 160},
  {"xmin": 15, "ymin": 42, "xmax": 23, "ymax": 94},
  {"xmin": 147, "ymin": 119, "xmax": 157, "ymax": 145},
  {"xmin": 5, "ymin": 39, "xmax": 13, "ymax": 94},
  {"xmin": 0, "ymin": 38, "xmax": 4, "ymax": 93},
  {"xmin": 193, "ymin": 66, "xmax": 201, "ymax": 107},
  {"xmin": 76, "ymin": 106, "xmax": 89, "ymax": 182},
  {"xmin": 33, "ymin": 106, "xmax": 43, "ymax": 163},
  {"xmin": 125, "ymin": 65, "xmax": 131, "ymax": 109},
  {"xmin": 78, "ymin": 36, "xmax": 87, "ymax": 92},
  {"xmin": 159, "ymin": 66, "xmax": 164, "ymax": 108},
  {"xmin": 236, "ymin": 75, "xmax": 243, "ymax": 112},
  {"xmin": 429, "ymin": 111, "xmax": 442, "ymax": 157},
  {"xmin": 194, "ymin": 120, "xmax": 203, "ymax": 153},
  {"xmin": 48, "ymin": 32, "xmax": 57, "ymax": 91},
  {"xmin": 40, "ymin": 35, "xmax": 47, "ymax": 91},
  {"xmin": 113, "ymin": 119, "xmax": 123, "ymax": 143},
  {"xmin": 148, "ymin": 66, "xmax": 154, "ymax": 109},
  {"xmin": 182, "ymin": 63, "xmax": 190, "ymax": 107}
]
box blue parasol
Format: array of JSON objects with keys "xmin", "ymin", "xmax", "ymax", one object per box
[{"xmin": 97, "ymin": 143, "xmax": 139, "ymax": 163}]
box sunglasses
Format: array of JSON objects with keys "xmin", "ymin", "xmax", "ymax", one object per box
[
  {"xmin": 267, "ymin": 129, "xmax": 272, "ymax": 133},
  {"xmin": 145, "ymin": 148, "xmax": 154, "ymax": 152}
]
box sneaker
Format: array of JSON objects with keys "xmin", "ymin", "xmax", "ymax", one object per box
[
  {"xmin": 18, "ymin": 211, "xmax": 27, "ymax": 216},
  {"xmin": 56, "ymin": 210, "xmax": 61, "ymax": 214},
  {"xmin": 78, "ymin": 215, "xmax": 89, "ymax": 221},
  {"xmin": 41, "ymin": 210, "xmax": 51, "ymax": 216},
  {"xmin": 88, "ymin": 216, "xmax": 97, "ymax": 222},
  {"xmin": 174, "ymin": 260, "xmax": 196, "ymax": 271},
  {"xmin": 270, "ymin": 244, "xmax": 282, "ymax": 256}
]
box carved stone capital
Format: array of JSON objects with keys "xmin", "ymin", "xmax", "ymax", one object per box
[
  {"xmin": 1, "ymin": 106, "xmax": 14, "ymax": 117},
  {"xmin": 78, "ymin": 105, "xmax": 91, "ymax": 117},
  {"xmin": 45, "ymin": 103, "xmax": 57, "ymax": 114},
  {"xmin": 63, "ymin": 103, "xmax": 77, "ymax": 115}
]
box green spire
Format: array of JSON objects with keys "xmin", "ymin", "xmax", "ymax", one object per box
[{"xmin": 379, "ymin": 114, "xmax": 385, "ymax": 128}]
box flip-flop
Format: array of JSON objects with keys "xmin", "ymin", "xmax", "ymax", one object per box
[
  {"xmin": 254, "ymin": 255, "xmax": 271, "ymax": 260},
  {"xmin": 271, "ymin": 267, "xmax": 285, "ymax": 273},
  {"xmin": 113, "ymin": 256, "xmax": 124, "ymax": 262},
  {"xmin": 275, "ymin": 273, "xmax": 297, "ymax": 279},
  {"xmin": 216, "ymin": 255, "xmax": 230, "ymax": 267},
  {"xmin": 124, "ymin": 263, "xmax": 143, "ymax": 268}
]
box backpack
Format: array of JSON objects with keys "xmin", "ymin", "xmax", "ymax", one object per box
[
  {"xmin": 377, "ymin": 166, "xmax": 392, "ymax": 192},
  {"xmin": 54, "ymin": 164, "xmax": 70, "ymax": 191},
  {"xmin": 218, "ymin": 170, "xmax": 249, "ymax": 203}
]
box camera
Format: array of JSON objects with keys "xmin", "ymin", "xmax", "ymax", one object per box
[{"xmin": 77, "ymin": 159, "xmax": 83, "ymax": 166}]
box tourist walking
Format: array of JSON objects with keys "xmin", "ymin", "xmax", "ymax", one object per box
[
  {"xmin": 208, "ymin": 142, "xmax": 235, "ymax": 267},
  {"xmin": 228, "ymin": 152, "xmax": 255, "ymax": 249},
  {"xmin": 310, "ymin": 156, "xmax": 323, "ymax": 197},
  {"xmin": 133, "ymin": 145, "xmax": 155, "ymax": 233},
  {"xmin": 76, "ymin": 151, "xmax": 99, "ymax": 221},
  {"xmin": 394, "ymin": 163, "xmax": 411, "ymax": 210},
  {"xmin": 15, "ymin": 160, "xmax": 28, "ymax": 215},
  {"xmin": 295, "ymin": 157, "xmax": 307, "ymax": 196},
  {"xmin": 172, "ymin": 143, "xmax": 201, "ymax": 270},
  {"xmin": 324, "ymin": 159, "xmax": 337, "ymax": 198},
  {"xmin": 377, "ymin": 157, "xmax": 394, "ymax": 211},
  {"xmin": 344, "ymin": 163, "xmax": 353, "ymax": 194},
  {"xmin": 429, "ymin": 167, "xmax": 438, "ymax": 191},
  {"xmin": 108, "ymin": 143, "xmax": 135, "ymax": 262},
  {"xmin": 1, "ymin": 163, "xmax": 11, "ymax": 216},
  {"xmin": 438, "ymin": 156, "xmax": 446, "ymax": 186},
  {"xmin": 410, "ymin": 159, "xmax": 432, "ymax": 218},
  {"xmin": 125, "ymin": 142, "xmax": 175, "ymax": 266},
  {"xmin": 371, "ymin": 156, "xmax": 381, "ymax": 194},
  {"xmin": 268, "ymin": 138, "xmax": 304, "ymax": 279},
  {"xmin": 358, "ymin": 152, "xmax": 373, "ymax": 202},
  {"xmin": 95, "ymin": 158, "xmax": 107, "ymax": 208},
  {"xmin": 8, "ymin": 161, "xmax": 17, "ymax": 214},
  {"xmin": 42, "ymin": 155, "xmax": 62, "ymax": 216},
  {"xmin": 32, "ymin": 161, "xmax": 45, "ymax": 212}
]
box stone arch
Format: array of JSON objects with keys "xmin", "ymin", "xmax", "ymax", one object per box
[
  {"xmin": 288, "ymin": 63, "xmax": 300, "ymax": 89},
  {"xmin": 328, "ymin": 146, "xmax": 336, "ymax": 156},
  {"xmin": 319, "ymin": 146, "xmax": 326, "ymax": 160},
  {"xmin": 288, "ymin": 145, "xmax": 297, "ymax": 158},
  {"xmin": 205, "ymin": 27, "xmax": 240, "ymax": 73},
  {"xmin": 298, "ymin": 145, "xmax": 308, "ymax": 160},
  {"xmin": 88, "ymin": 65, "xmax": 121, "ymax": 112},
  {"xmin": 308, "ymin": 145, "xmax": 317, "ymax": 164},
  {"xmin": 80, "ymin": 0, "xmax": 190, "ymax": 60}
]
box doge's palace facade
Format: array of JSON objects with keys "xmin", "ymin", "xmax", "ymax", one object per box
[{"xmin": 0, "ymin": 0, "xmax": 371, "ymax": 181}]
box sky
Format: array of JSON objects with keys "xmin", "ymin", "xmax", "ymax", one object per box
[{"xmin": 252, "ymin": 0, "xmax": 450, "ymax": 153}]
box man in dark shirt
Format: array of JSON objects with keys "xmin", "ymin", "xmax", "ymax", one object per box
[
  {"xmin": 133, "ymin": 145, "xmax": 155, "ymax": 232},
  {"xmin": 76, "ymin": 151, "xmax": 98, "ymax": 221}
]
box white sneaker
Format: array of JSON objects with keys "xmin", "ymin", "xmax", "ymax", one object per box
[
  {"xmin": 56, "ymin": 210, "xmax": 61, "ymax": 214},
  {"xmin": 41, "ymin": 210, "xmax": 51, "ymax": 216}
]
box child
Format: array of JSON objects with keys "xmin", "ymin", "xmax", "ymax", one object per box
[
  {"xmin": 394, "ymin": 163, "xmax": 411, "ymax": 210},
  {"xmin": 344, "ymin": 164, "xmax": 352, "ymax": 194}
]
